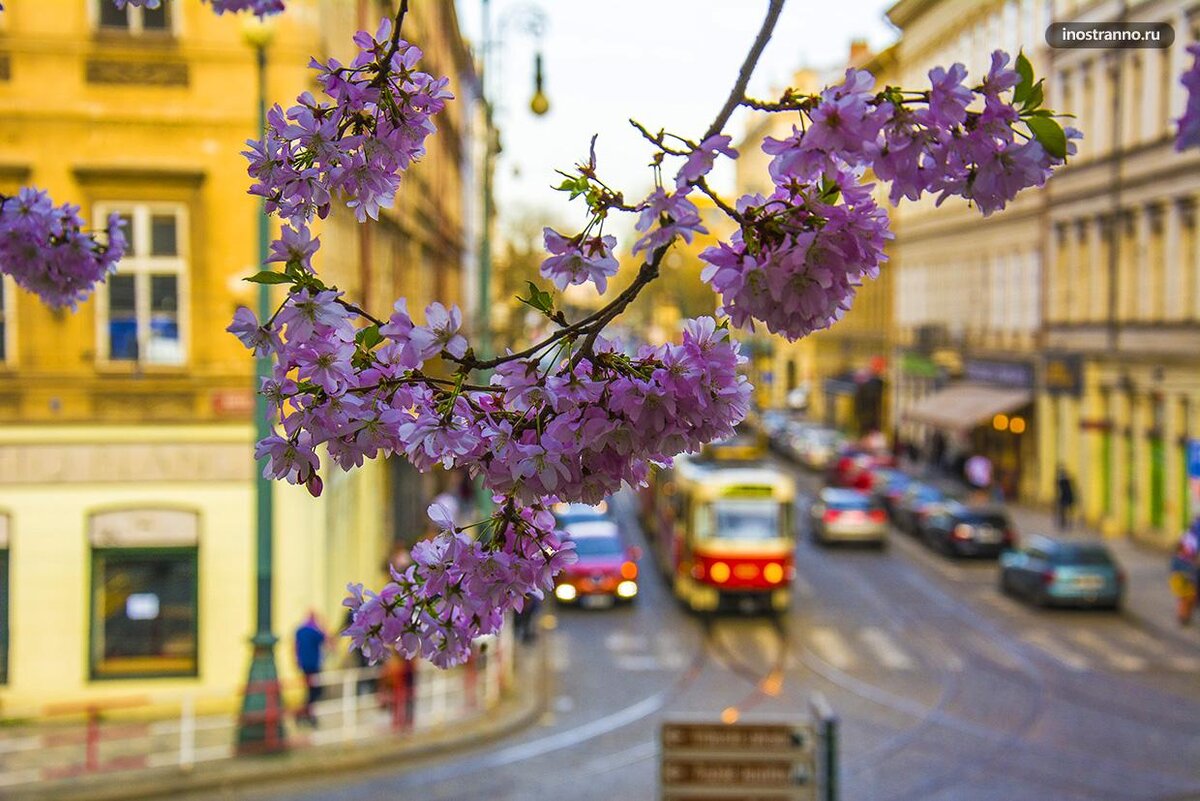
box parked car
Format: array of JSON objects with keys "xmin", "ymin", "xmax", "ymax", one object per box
[
  {"xmin": 867, "ymin": 467, "xmax": 915, "ymax": 518},
  {"xmin": 553, "ymin": 520, "xmax": 641, "ymax": 608},
  {"xmin": 794, "ymin": 428, "xmax": 844, "ymax": 471},
  {"xmin": 892, "ymin": 481, "xmax": 958, "ymax": 536},
  {"xmin": 827, "ymin": 449, "xmax": 896, "ymax": 489},
  {"xmin": 809, "ymin": 488, "xmax": 888, "ymax": 547},
  {"xmin": 921, "ymin": 501, "xmax": 1016, "ymax": 557},
  {"xmin": 999, "ymin": 535, "xmax": 1124, "ymax": 609}
]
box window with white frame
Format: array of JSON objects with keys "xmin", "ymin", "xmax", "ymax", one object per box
[
  {"xmin": 96, "ymin": 204, "xmax": 187, "ymax": 366},
  {"xmin": 96, "ymin": 0, "xmax": 172, "ymax": 35}
]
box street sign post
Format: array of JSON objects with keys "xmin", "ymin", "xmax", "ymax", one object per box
[{"xmin": 660, "ymin": 696, "xmax": 838, "ymax": 801}]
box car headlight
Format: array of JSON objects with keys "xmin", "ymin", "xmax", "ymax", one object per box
[
  {"xmin": 616, "ymin": 581, "xmax": 638, "ymax": 598},
  {"xmin": 555, "ymin": 584, "xmax": 577, "ymax": 602}
]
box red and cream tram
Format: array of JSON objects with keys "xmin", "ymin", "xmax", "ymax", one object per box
[{"xmin": 645, "ymin": 454, "xmax": 796, "ymax": 614}]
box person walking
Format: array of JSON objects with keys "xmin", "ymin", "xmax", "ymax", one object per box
[
  {"xmin": 294, "ymin": 612, "xmax": 326, "ymax": 727},
  {"xmin": 1170, "ymin": 542, "xmax": 1198, "ymax": 626},
  {"xmin": 1055, "ymin": 465, "xmax": 1077, "ymax": 532}
]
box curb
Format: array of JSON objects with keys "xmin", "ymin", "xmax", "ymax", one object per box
[{"xmin": 9, "ymin": 640, "xmax": 549, "ymax": 801}]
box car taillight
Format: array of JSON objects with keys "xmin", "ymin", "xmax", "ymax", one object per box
[
  {"xmin": 953, "ymin": 523, "xmax": 972, "ymax": 540},
  {"xmin": 868, "ymin": 509, "xmax": 886, "ymax": 522},
  {"xmin": 823, "ymin": 510, "xmax": 840, "ymax": 522},
  {"xmin": 1040, "ymin": 569, "xmax": 1057, "ymax": 586},
  {"xmin": 621, "ymin": 561, "xmax": 638, "ymax": 580}
]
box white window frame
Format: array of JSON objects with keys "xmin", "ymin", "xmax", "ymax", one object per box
[
  {"xmin": 94, "ymin": 202, "xmax": 190, "ymax": 368},
  {"xmin": 90, "ymin": 0, "xmax": 180, "ymax": 37},
  {"xmin": 0, "ymin": 276, "xmax": 15, "ymax": 367}
]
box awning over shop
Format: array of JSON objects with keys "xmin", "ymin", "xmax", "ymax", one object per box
[{"xmin": 904, "ymin": 382, "xmax": 1031, "ymax": 431}]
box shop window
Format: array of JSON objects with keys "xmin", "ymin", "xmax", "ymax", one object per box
[
  {"xmin": 94, "ymin": 204, "xmax": 187, "ymax": 366},
  {"xmin": 89, "ymin": 510, "xmax": 198, "ymax": 679}
]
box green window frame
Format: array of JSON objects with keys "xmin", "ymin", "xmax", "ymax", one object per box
[{"xmin": 89, "ymin": 547, "xmax": 198, "ymax": 680}]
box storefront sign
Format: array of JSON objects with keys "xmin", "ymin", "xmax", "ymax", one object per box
[
  {"xmin": 1044, "ymin": 354, "xmax": 1083, "ymax": 396},
  {"xmin": 964, "ymin": 358, "xmax": 1034, "ymax": 388},
  {"xmin": 901, "ymin": 351, "xmax": 941, "ymax": 378}
]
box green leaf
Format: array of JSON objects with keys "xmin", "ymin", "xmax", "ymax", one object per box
[
  {"xmin": 1027, "ymin": 115, "xmax": 1067, "ymax": 159},
  {"xmin": 516, "ymin": 280, "xmax": 554, "ymax": 315},
  {"xmin": 1024, "ymin": 79, "xmax": 1044, "ymax": 112},
  {"xmin": 1013, "ymin": 50, "xmax": 1034, "ymax": 105},
  {"xmin": 356, "ymin": 324, "xmax": 382, "ymax": 350},
  {"xmin": 245, "ymin": 270, "xmax": 293, "ymax": 285}
]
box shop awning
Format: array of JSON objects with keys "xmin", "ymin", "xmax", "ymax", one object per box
[{"xmin": 904, "ymin": 382, "xmax": 1031, "ymax": 431}]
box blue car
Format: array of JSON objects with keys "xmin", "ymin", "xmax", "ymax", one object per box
[{"xmin": 999, "ymin": 535, "xmax": 1124, "ymax": 609}]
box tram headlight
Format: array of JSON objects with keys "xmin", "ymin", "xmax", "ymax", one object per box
[
  {"xmin": 709, "ymin": 561, "xmax": 731, "ymax": 583},
  {"xmin": 617, "ymin": 580, "xmax": 638, "ymax": 598},
  {"xmin": 555, "ymin": 583, "xmax": 577, "ymax": 602},
  {"xmin": 763, "ymin": 562, "xmax": 784, "ymax": 584}
]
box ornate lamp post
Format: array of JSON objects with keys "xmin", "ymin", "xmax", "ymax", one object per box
[{"xmin": 236, "ymin": 14, "xmax": 285, "ymax": 754}]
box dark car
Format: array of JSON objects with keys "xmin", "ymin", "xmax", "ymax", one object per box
[
  {"xmin": 893, "ymin": 481, "xmax": 956, "ymax": 535},
  {"xmin": 921, "ymin": 501, "xmax": 1016, "ymax": 557},
  {"xmin": 554, "ymin": 520, "xmax": 641, "ymax": 608},
  {"xmin": 868, "ymin": 467, "xmax": 915, "ymax": 518},
  {"xmin": 999, "ymin": 535, "xmax": 1124, "ymax": 609}
]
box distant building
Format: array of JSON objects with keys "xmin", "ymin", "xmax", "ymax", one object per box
[
  {"xmin": 888, "ymin": 0, "xmax": 1054, "ymax": 503},
  {"xmin": 0, "ymin": 1, "xmax": 479, "ymax": 710}
]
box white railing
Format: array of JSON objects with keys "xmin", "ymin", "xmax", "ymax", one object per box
[{"xmin": 0, "ymin": 633, "xmax": 514, "ymax": 790}]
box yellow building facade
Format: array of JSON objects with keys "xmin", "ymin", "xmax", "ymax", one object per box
[
  {"xmin": 0, "ymin": 0, "xmax": 476, "ymax": 712},
  {"xmin": 1041, "ymin": 0, "xmax": 1200, "ymax": 545}
]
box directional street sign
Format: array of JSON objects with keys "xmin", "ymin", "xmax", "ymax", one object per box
[{"xmin": 660, "ymin": 721, "xmax": 817, "ymax": 801}]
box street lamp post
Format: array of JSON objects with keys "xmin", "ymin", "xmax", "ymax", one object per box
[{"xmin": 237, "ymin": 17, "xmax": 285, "ymax": 754}]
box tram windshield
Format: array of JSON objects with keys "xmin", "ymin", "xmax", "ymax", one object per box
[{"xmin": 699, "ymin": 500, "xmax": 782, "ymax": 541}]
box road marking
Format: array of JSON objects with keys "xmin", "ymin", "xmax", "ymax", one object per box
[
  {"xmin": 1024, "ymin": 629, "xmax": 1090, "ymax": 671},
  {"xmin": 859, "ymin": 627, "xmax": 915, "ymax": 670},
  {"xmin": 1116, "ymin": 626, "xmax": 1200, "ymax": 671},
  {"xmin": 809, "ymin": 626, "xmax": 855, "ymax": 670},
  {"xmin": 605, "ymin": 631, "xmax": 647, "ymax": 652},
  {"xmin": 551, "ymin": 635, "xmax": 570, "ymax": 672},
  {"xmin": 1067, "ymin": 628, "xmax": 1147, "ymax": 672}
]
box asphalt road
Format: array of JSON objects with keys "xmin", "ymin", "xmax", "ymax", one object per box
[{"xmin": 224, "ymin": 460, "xmax": 1200, "ymax": 801}]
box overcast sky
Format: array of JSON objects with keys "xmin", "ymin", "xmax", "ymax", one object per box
[{"xmin": 456, "ymin": 1, "xmax": 897, "ymax": 233}]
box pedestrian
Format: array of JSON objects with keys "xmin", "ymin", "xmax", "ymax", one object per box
[
  {"xmin": 929, "ymin": 431, "xmax": 946, "ymax": 473},
  {"xmin": 1169, "ymin": 541, "xmax": 1198, "ymax": 626},
  {"xmin": 1055, "ymin": 465, "xmax": 1077, "ymax": 532},
  {"xmin": 294, "ymin": 612, "xmax": 326, "ymax": 727},
  {"xmin": 513, "ymin": 594, "xmax": 540, "ymax": 644}
]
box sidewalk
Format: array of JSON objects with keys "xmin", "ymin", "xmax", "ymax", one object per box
[
  {"xmin": 1005, "ymin": 501, "xmax": 1200, "ymax": 650},
  {"xmin": 3, "ymin": 635, "xmax": 549, "ymax": 801}
]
